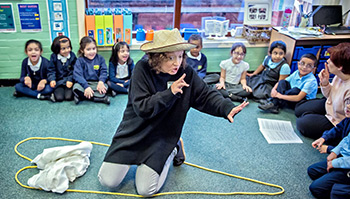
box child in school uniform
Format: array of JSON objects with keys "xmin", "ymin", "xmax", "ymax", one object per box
[
  {"xmin": 14, "ymin": 40, "xmax": 53, "ymax": 100},
  {"xmin": 247, "ymin": 40, "xmax": 290, "ymax": 100},
  {"xmin": 215, "ymin": 42, "xmax": 251, "ymax": 102},
  {"xmin": 107, "ymin": 41, "xmax": 134, "ymax": 96},
  {"xmin": 186, "ymin": 34, "xmax": 219, "ymax": 84},
  {"xmin": 48, "ymin": 36, "xmax": 77, "ymax": 102},
  {"xmin": 258, "ymin": 53, "xmax": 318, "ymax": 114},
  {"xmin": 72, "ymin": 36, "xmax": 110, "ymax": 105},
  {"xmin": 307, "ymin": 130, "xmax": 350, "ymax": 199}
]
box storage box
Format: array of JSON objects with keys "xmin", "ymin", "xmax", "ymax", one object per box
[
  {"xmin": 292, "ymin": 46, "xmax": 321, "ymax": 60},
  {"xmin": 320, "ymin": 45, "xmax": 332, "ymax": 59},
  {"xmin": 95, "ymin": 15, "xmax": 105, "ymax": 46},
  {"xmin": 183, "ymin": 28, "xmax": 199, "ymax": 40},
  {"xmin": 290, "ymin": 61, "xmax": 298, "ymax": 73},
  {"xmin": 104, "ymin": 15, "xmax": 114, "ymax": 46},
  {"xmin": 242, "ymin": 24, "xmax": 271, "ymax": 43},
  {"xmin": 85, "ymin": 15, "xmax": 95, "ymax": 39},
  {"xmin": 113, "ymin": 14, "xmax": 123, "ymax": 43}
]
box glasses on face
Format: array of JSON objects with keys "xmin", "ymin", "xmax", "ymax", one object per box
[
  {"xmin": 298, "ymin": 61, "xmax": 314, "ymax": 69},
  {"xmin": 232, "ymin": 51, "xmax": 245, "ymax": 57}
]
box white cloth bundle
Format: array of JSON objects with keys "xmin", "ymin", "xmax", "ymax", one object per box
[{"xmin": 27, "ymin": 141, "xmax": 93, "ymax": 193}]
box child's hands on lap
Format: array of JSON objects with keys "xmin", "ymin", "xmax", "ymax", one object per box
[
  {"xmin": 117, "ymin": 83, "xmax": 124, "ymax": 87},
  {"xmin": 84, "ymin": 87, "xmax": 94, "ymax": 99},
  {"xmin": 50, "ymin": 81, "xmax": 56, "ymax": 88},
  {"xmin": 24, "ymin": 76, "xmax": 32, "ymax": 88},
  {"xmin": 66, "ymin": 81, "xmax": 73, "ymax": 88},
  {"xmin": 97, "ymin": 81, "xmax": 107, "ymax": 94},
  {"xmin": 242, "ymin": 85, "xmax": 252, "ymax": 92},
  {"xmin": 215, "ymin": 82, "xmax": 225, "ymax": 90},
  {"xmin": 318, "ymin": 145, "xmax": 328, "ymax": 154},
  {"xmin": 37, "ymin": 79, "xmax": 47, "ymax": 91},
  {"xmin": 312, "ymin": 138, "xmax": 325, "ymax": 149}
]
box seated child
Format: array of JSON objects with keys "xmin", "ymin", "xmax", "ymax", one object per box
[
  {"xmin": 312, "ymin": 102, "xmax": 350, "ymax": 154},
  {"xmin": 107, "ymin": 41, "xmax": 134, "ymax": 96},
  {"xmin": 73, "ymin": 36, "xmax": 110, "ymax": 105},
  {"xmin": 247, "ymin": 40, "xmax": 290, "ymax": 100},
  {"xmin": 48, "ymin": 36, "xmax": 77, "ymax": 102},
  {"xmin": 14, "ymin": 40, "xmax": 53, "ymax": 100},
  {"xmin": 215, "ymin": 42, "xmax": 251, "ymax": 102},
  {"xmin": 307, "ymin": 131, "xmax": 350, "ymax": 199},
  {"xmin": 186, "ymin": 34, "xmax": 219, "ymax": 84},
  {"xmin": 258, "ymin": 53, "xmax": 318, "ymax": 114}
]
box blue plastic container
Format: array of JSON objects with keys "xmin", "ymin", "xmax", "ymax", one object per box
[
  {"xmin": 136, "ymin": 28, "xmax": 146, "ymax": 41},
  {"xmin": 290, "ymin": 61, "xmax": 298, "ymax": 73},
  {"xmin": 293, "ymin": 46, "xmax": 321, "ymax": 60},
  {"xmin": 320, "ymin": 45, "xmax": 332, "ymax": 59},
  {"xmin": 183, "ymin": 28, "xmax": 199, "ymax": 40}
]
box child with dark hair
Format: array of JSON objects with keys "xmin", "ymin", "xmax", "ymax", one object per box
[
  {"xmin": 72, "ymin": 36, "xmax": 110, "ymax": 105},
  {"xmin": 186, "ymin": 34, "xmax": 219, "ymax": 84},
  {"xmin": 14, "ymin": 40, "xmax": 53, "ymax": 100},
  {"xmin": 47, "ymin": 35, "xmax": 77, "ymax": 102},
  {"xmin": 258, "ymin": 53, "xmax": 318, "ymax": 114},
  {"xmin": 295, "ymin": 42, "xmax": 350, "ymax": 139},
  {"xmin": 215, "ymin": 42, "xmax": 251, "ymax": 102},
  {"xmin": 247, "ymin": 40, "xmax": 290, "ymax": 100},
  {"xmin": 107, "ymin": 41, "xmax": 134, "ymax": 96}
]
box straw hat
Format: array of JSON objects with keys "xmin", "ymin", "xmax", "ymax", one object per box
[{"xmin": 140, "ymin": 28, "xmax": 196, "ymax": 53}]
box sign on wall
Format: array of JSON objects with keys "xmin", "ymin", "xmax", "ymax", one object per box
[
  {"xmin": 46, "ymin": 0, "xmax": 70, "ymax": 42},
  {"xmin": 17, "ymin": 3, "xmax": 42, "ymax": 32},
  {"xmin": 0, "ymin": 3, "xmax": 16, "ymax": 32},
  {"xmin": 244, "ymin": 0, "xmax": 272, "ymax": 25}
]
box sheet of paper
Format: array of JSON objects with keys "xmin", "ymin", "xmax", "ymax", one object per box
[{"xmin": 258, "ymin": 118, "xmax": 303, "ymax": 144}]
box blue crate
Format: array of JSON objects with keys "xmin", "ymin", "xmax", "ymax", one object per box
[
  {"xmin": 290, "ymin": 61, "xmax": 298, "ymax": 73},
  {"xmin": 293, "ymin": 46, "xmax": 321, "ymax": 60},
  {"xmin": 317, "ymin": 60, "xmax": 327, "ymax": 73},
  {"xmin": 183, "ymin": 28, "xmax": 199, "ymax": 40},
  {"xmin": 320, "ymin": 45, "xmax": 332, "ymax": 59}
]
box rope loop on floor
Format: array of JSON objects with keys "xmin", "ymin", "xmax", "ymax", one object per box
[{"xmin": 14, "ymin": 137, "xmax": 284, "ymax": 197}]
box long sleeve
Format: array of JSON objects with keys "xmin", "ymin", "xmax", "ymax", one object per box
[
  {"xmin": 73, "ymin": 58, "xmax": 89, "ymax": 89},
  {"xmin": 321, "ymin": 82, "xmax": 332, "ymax": 98},
  {"xmin": 129, "ymin": 62, "xmax": 178, "ymax": 120},
  {"xmin": 66, "ymin": 52, "xmax": 76, "ymax": 83},
  {"xmin": 322, "ymin": 119, "xmax": 347, "ymax": 141},
  {"xmin": 47, "ymin": 54, "xmax": 57, "ymax": 82},
  {"xmin": 19, "ymin": 58, "xmax": 28, "ymax": 83},
  {"xmin": 332, "ymin": 135, "xmax": 350, "ymax": 169}
]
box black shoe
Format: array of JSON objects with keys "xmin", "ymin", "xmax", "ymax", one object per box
[
  {"xmin": 13, "ymin": 91, "xmax": 22, "ymax": 97},
  {"xmin": 258, "ymin": 102, "xmax": 279, "ymax": 114},
  {"xmin": 173, "ymin": 138, "xmax": 186, "ymax": 166},
  {"xmin": 74, "ymin": 95, "xmax": 80, "ymax": 105},
  {"xmin": 253, "ymin": 98, "xmax": 268, "ymax": 104},
  {"xmin": 111, "ymin": 90, "xmax": 117, "ymax": 97},
  {"xmin": 39, "ymin": 94, "xmax": 51, "ymax": 100},
  {"xmin": 93, "ymin": 96, "xmax": 110, "ymax": 105},
  {"xmin": 228, "ymin": 93, "xmax": 244, "ymax": 102}
]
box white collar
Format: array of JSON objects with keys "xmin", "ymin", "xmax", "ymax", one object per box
[
  {"xmin": 187, "ymin": 51, "xmax": 202, "ymax": 61},
  {"xmin": 58, "ymin": 53, "xmax": 71, "ymax": 64},
  {"xmin": 28, "ymin": 57, "xmax": 42, "ymax": 71},
  {"xmin": 118, "ymin": 62, "xmax": 127, "ymax": 67}
]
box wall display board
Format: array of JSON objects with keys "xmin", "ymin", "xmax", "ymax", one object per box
[
  {"xmin": 17, "ymin": 3, "xmax": 42, "ymax": 32},
  {"xmin": 0, "ymin": 3, "xmax": 16, "ymax": 32},
  {"xmin": 46, "ymin": 0, "xmax": 70, "ymax": 42},
  {"xmin": 244, "ymin": 0, "xmax": 272, "ymax": 25}
]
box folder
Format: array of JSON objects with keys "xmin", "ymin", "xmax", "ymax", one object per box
[
  {"xmin": 95, "ymin": 15, "xmax": 104, "ymax": 46},
  {"xmin": 85, "ymin": 15, "xmax": 95, "ymax": 39},
  {"xmin": 113, "ymin": 14, "xmax": 123, "ymax": 43}
]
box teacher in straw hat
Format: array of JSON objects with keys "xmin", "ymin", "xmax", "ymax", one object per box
[{"xmin": 98, "ymin": 28, "xmax": 249, "ymax": 197}]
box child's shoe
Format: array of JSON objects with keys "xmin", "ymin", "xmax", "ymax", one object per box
[
  {"xmin": 50, "ymin": 93, "xmax": 56, "ymax": 102},
  {"xmin": 74, "ymin": 95, "xmax": 80, "ymax": 105},
  {"xmin": 258, "ymin": 102, "xmax": 279, "ymax": 114},
  {"xmin": 111, "ymin": 90, "xmax": 117, "ymax": 97},
  {"xmin": 173, "ymin": 138, "xmax": 186, "ymax": 166},
  {"xmin": 13, "ymin": 91, "xmax": 22, "ymax": 97},
  {"xmin": 93, "ymin": 96, "xmax": 110, "ymax": 105}
]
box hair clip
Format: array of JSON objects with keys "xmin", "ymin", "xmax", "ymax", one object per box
[{"xmin": 59, "ymin": 38, "xmax": 69, "ymax": 42}]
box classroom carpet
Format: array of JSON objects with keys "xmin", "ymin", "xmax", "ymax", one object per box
[{"xmin": 0, "ymin": 86, "xmax": 325, "ymax": 199}]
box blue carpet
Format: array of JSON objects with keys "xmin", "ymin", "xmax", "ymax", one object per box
[{"xmin": 0, "ymin": 87, "xmax": 325, "ymax": 198}]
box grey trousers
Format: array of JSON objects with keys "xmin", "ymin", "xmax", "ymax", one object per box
[{"xmin": 98, "ymin": 148, "xmax": 177, "ymax": 197}]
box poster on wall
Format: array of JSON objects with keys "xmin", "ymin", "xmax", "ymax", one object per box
[
  {"xmin": 244, "ymin": 0, "xmax": 272, "ymax": 25},
  {"xmin": 46, "ymin": 0, "xmax": 70, "ymax": 42},
  {"xmin": 17, "ymin": 3, "xmax": 42, "ymax": 32},
  {"xmin": 0, "ymin": 3, "xmax": 16, "ymax": 32}
]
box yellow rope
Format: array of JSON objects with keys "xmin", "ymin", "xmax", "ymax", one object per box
[{"xmin": 14, "ymin": 137, "xmax": 284, "ymax": 197}]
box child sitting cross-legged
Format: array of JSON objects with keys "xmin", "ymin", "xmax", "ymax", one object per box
[{"xmin": 258, "ymin": 53, "xmax": 318, "ymax": 114}]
